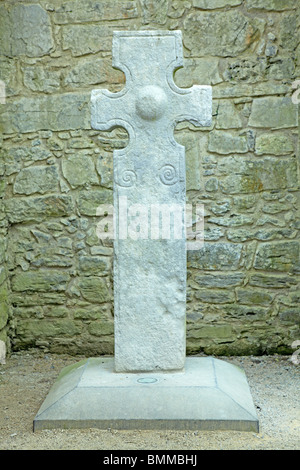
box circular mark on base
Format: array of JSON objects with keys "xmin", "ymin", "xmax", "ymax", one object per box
[{"xmin": 137, "ymin": 377, "xmax": 158, "ymax": 384}]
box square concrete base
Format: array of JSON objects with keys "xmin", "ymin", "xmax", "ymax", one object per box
[{"xmin": 33, "ymin": 357, "xmax": 259, "ymax": 432}]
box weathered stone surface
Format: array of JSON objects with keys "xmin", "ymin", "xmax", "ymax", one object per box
[
  {"xmin": 219, "ymin": 156, "xmax": 298, "ymax": 194},
  {"xmin": 249, "ymin": 97, "xmax": 298, "ymax": 129},
  {"xmin": 0, "ymin": 58, "xmax": 19, "ymax": 97},
  {"xmin": 61, "ymin": 25, "xmax": 112, "ymax": 56},
  {"xmin": 140, "ymin": 0, "xmax": 168, "ymax": 24},
  {"xmin": 91, "ymin": 31, "xmax": 212, "ymax": 372},
  {"xmin": 236, "ymin": 288, "xmax": 273, "ymax": 305},
  {"xmin": 194, "ymin": 289, "xmax": 235, "ymax": 304},
  {"xmin": 193, "ymin": 0, "xmax": 242, "ymax": 7},
  {"xmin": 183, "ymin": 10, "xmax": 264, "ymax": 57},
  {"xmin": 254, "ymin": 241, "xmax": 299, "ymax": 273},
  {"xmin": 54, "ymin": 0, "xmax": 138, "ymax": 24},
  {"xmin": 208, "ymin": 131, "xmax": 248, "ymax": 154},
  {"xmin": 255, "ymin": 133, "xmax": 294, "ymax": 155},
  {"xmin": 64, "ymin": 59, "xmax": 119, "ymax": 89},
  {"xmin": 0, "ymin": 4, "xmax": 54, "ymax": 57},
  {"xmin": 23, "ymin": 67, "xmax": 61, "ymax": 93},
  {"xmin": 15, "ymin": 319, "xmax": 81, "ymax": 343},
  {"xmin": 249, "ymin": 274, "xmax": 298, "ymax": 289},
  {"xmin": 14, "ymin": 165, "xmax": 59, "ymax": 195},
  {"xmin": 78, "ymin": 277, "xmax": 111, "ymax": 304},
  {"xmin": 279, "ymin": 14, "xmax": 299, "ymax": 52},
  {"xmin": 175, "ymin": 58, "xmax": 222, "ymax": 87},
  {"xmin": 223, "ymin": 57, "xmax": 267, "ymax": 83},
  {"xmin": 62, "ymin": 154, "xmax": 99, "ymax": 188},
  {"xmin": 215, "ymin": 101, "xmax": 243, "ymax": 129},
  {"xmin": 78, "ymin": 256, "xmax": 110, "ymax": 276},
  {"xmin": 12, "ymin": 271, "xmax": 70, "ymax": 292},
  {"xmin": 193, "ymin": 272, "xmax": 245, "ymax": 288},
  {"xmin": 246, "ymin": 0, "xmax": 296, "ymax": 9},
  {"xmin": 5, "ymin": 195, "xmax": 74, "ymax": 223},
  {"xmin": 0, "ymin": 93, "xmax": 91, "ymax": 134},
  {"xmin": 77, "ymin": 189, "xmax": 113, "ymax": 216},
  {"xmin": 3, "ymin": 145, "xmax": 52, "ymax": 175},
  {"xmin": 188, "ymin": 243, "xmax": 242, "ymax": 270}
]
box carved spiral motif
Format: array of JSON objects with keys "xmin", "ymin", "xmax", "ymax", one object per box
[
  {"xmin": 118, "ymin": 169, "xmax": 137, "ymax": 187},
  {"xmin": 159, "ymin": 164, "xmax": 177, "ymax": 185}
]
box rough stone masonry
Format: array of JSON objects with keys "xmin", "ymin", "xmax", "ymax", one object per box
[{"xmin": 0, "ymin": 0, "xmax": 299, "ymax": 358}]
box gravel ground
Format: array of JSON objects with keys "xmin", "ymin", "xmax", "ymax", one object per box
[{"xmin": 0, "ymin": 350, "xmax": 299, "ymax": 450}]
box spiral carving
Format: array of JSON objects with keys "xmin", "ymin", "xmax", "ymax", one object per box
[
  {"xmin": 159, "ymin": 164, "xmax": 177, "ymax": 185},
  {"xmin": 118, "ymin": 169, "xmax": 137, "ymax": 187}
]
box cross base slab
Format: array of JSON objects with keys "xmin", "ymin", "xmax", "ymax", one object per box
[{"xmin": 33, "ymin": 357, "xmax": 259, "ymax": 432}]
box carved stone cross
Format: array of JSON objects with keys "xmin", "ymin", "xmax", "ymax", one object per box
[{"xmin": 91, "ymin": 31, "xmax": 212, "ymax": 372}]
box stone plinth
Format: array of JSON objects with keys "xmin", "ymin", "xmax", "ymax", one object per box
[{"xmin": 34, "ymin": 357, "xmax": 258, "ymax": 432}]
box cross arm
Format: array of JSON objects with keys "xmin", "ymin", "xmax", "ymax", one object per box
[
  {"xmin": 171, "ymin": 84, "xmax": 212, "ymax": 128},
  {"xmin": 91, "ymin": 87, "xmax": 134, "ymax": 138}
]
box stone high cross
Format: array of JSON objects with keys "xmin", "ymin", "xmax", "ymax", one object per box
[{"xmin": 91, "ymin": 31, "xmax": 212, "ymax": 372}]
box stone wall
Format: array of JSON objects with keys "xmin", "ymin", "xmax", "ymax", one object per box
[{"xmin": 0, "ymin": 0, "xmax": 299, "ymax": 356}]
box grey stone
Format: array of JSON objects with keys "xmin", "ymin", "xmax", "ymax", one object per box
[
  {"xmin": 249, "ymin": 97, "xmax": 298, "ymax": 129},
  {"xmin": 0, "ymin": 93, "xmax": 91, "ymax": 134},
  {"xmin": 183, "ymin": 10, "xmax": 265, "ymax": 57},
  {"xmin": 91, "ymin": 31, "xmax": 212, "ymax": 372},
  {"xmin": 193, "ymin": 0, "xmax": 242, "ymax": 7},
  {"xmin": 61, "ymin": 25, "xmax": 112, "ymax": 56},
  {"xmin": 174, "ymin": 58, "xmax": 222, "ymax": 88},
  {"xmin": 5, "ymin": 195, "xmax": 74, "ymax": 223},
  {"xmin": 53, "ymin": 0, "xmax": 138, "ymax": 24},
  {"xmin": 193, "ymin": 272, "xmax": 245, "ymax": 288},
  {"xmin": 208, "ymin": 131, "xmax": 248, "ymax": 154},
  {"xmin": 188, "ymin": 242, "xmax": 243, "ymax": 270},
  {"xmin": 0, "ymin": 4, "xmax": 54, "ymax": 57},
  {"xmin": 254, "ymin": 241, "xmax": 299, "ymax": 273},
  {"xmin": 255, "ymin": 133, "xmax": 294, "ymax": 155},
  {"xmin": 14, "ymin": 165, "xmax": 59, "ymax": 195},
  {"xmin": 62, "ymin": 153, "xmax": 99, "ymax": 188},
  {"xmin": 23, "ymin": 67, "xmax": 61, "ymax": 93},
  {"xmin": 246, "ymin": 0, "xmax": 296, "ymax": 9},
  {"xmin": 33, "ymin": 357, "xmax": 258, "ymax": 432},
  {"xmin": 219, "ymin": 156, "xmax": 298, "ymax": 194},
  {"xmin": 140, "ymin": 0, "xmax": 168, "ymax": 24}
]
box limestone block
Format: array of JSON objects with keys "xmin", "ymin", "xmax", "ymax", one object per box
[
  {"xmin": 249, "ymin": 97, "xmax": 298, "ymax": 129},
  {"xmin": 218, "ymin": 156, "xmax": 298, "ymax": 194},
  {"xmin": 23, "ymin": 67, "xmax": 61, "ymax": 93},
  {"xmin": 14, "ymin": 165, "xmax": 59, "ymax": 195},
  {"xmin": 174, "ymin": 58, "xmax": 222, "ymax": 87},
  {"xmin": 11, "ymin": 271, "xmax": 70, "ymax": 293},
  {"xmin": 0, "ymin": 93, "xmax": 91, "ymax": 134},
  {"xmin": 193, "ymin": 0, "xmax": 242, "ymax": 7},
  {"xmin": 61, "ymin": 25, "xmax": 112, "ymax": 56},
  {"xmin": 254, "ymin": 241, "xmax": 299, "ymax": 273},
  {"xmin": 183, "ymin": 10, "xmax": 265, "ymax": 57},
  {"xmin": 62, "ymin": 154, "xmax": 99, "ymax": 188},
  {"xmin": 255, "ymin": 133, "xmax": 294, "ymax": 155},
  {"xmin": 53, "ymin": 0, "xmax": 138, "ymax": 23},
  {"xmin": 193, "ymin": 272, "xmax": 246, "ymax": 288},
  {"xmin": 78, "ymin": 277, "xmax": 111, "ymax": 304},
  {"xmin": 208, "ymin": 131, "xmax": 248, "ymax": 154},
  {"xmin": 0, "ymin": 4, "xmax": 53, "ymax": 57},
  {"xmin": 5, "ymin": 195, "xmax": 74, "ymax": 223},
  {"xmin": 246, "ymin": 0, "xmax": 296, "ymax": 9},
  {"xmin": 215, "ymin": 101, "xmax": 243, "ymax": 129},
  {"xmin": 188, "ymin": 242, "xmax": 243, "ymax": 270}
]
